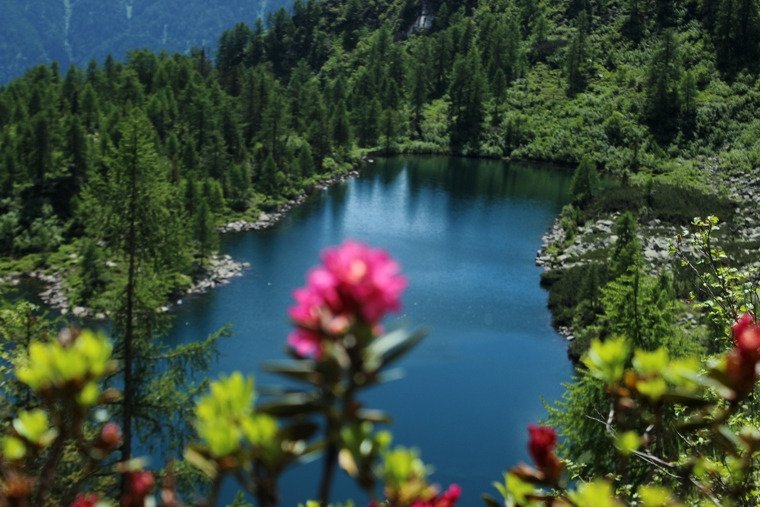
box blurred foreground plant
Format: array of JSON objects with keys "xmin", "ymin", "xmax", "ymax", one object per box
[{"xmin": 486, "ymin": 313, "xmax": 760, "ymax": 506}]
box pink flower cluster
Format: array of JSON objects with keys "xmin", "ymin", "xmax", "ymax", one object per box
[
  {"xmin": 410, "ymin": 484, "xmax": 462, "ymax": 507},
  {"xmin": 287, "ymin": 241, "xmax": 407, "ymax": 359}
]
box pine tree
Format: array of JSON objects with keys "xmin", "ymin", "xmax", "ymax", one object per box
[
  {"xmin": 331, "ymin": 100, "xmax": 351, "ymax": 149},
  {"xmin": 679, "ymin": 70, "xmax": 698, "ymax": 135},
  {"xmin": 260, "ymin": 153, "xmax": 279, "ymax": 194},
  {"xmin": 449, "ymin": 45, "xmax": 488, "ymax": 152},
  {"xmin": 714, "ymin": 0, "xmax": 760, "ymax": 72},
  {"xmin": 569, "ymin": 155, "xmax": 599, "ymax": 206},
  {"xmin": 193, "ymin": 199, "xmax": 218, "ymax": 263},
  {"xmin": 410, "ymin": 61, "xmax": 429, "ymax": 138},
  {"xmin": 610, "ymin": 211, "xmax": 642, "ymax": 279},
  {"xmin": 297, "ymin": 144, "xmax": 315, "ymax": 178},
  {"xmin": 645, "ymin": 30, "xmax": 682, "ymax": 142},
  {"xmin": 623, "ymin": 0, "xmax": 645, "ymax": 42},
  {"xmin": 566, "ymin": 13, "xmax": 589, "ymax": 96},
  {"xmin": 217, "ymin": 23, "xmax": 252, "ymax": 95},
  {"xmin": 79, "ymin": 110, "xmax": 191, "ymax": 470}
]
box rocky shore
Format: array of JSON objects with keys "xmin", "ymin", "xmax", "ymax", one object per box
[
  {"xmin": 219, "ymin": 170, "xmax": 359, "ymax": 234},
  {"xmin": 536, "ymin": 163, "xmax": 760, "ymax": 340},
  {"xmin": 20, "ymin": 254, "xmax": 250, "ymax": 318},
  {"xmin": 13, "ymin": 169, "xmax": 361, "ymax": 318}
]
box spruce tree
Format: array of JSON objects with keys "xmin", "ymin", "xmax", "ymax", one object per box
[
  {"xmin": 645, "ymin": 30, "xmax": 682, "ymax": 142},
  {"xmin": 569, "ymin": 155, "xmax": 599, "ymax": 206},
  {"xmin": 610, "ymin": 211, "xmax": 642, "ymax": 279},
  {"xmin": 566, "ymin": 13, "xmax": 589, "ymax": 96},
  {"xmin": 410, "ymin": 61, "xmax": 429, "ymax": 138},
  {"xmin": 449, "ymin": 45, "xmax": 488, "ymax": 152}
]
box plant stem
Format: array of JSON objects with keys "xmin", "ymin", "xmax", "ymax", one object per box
[{"xmin": 318, "ymin": 417, "xmax": 339, "ymax": 505}]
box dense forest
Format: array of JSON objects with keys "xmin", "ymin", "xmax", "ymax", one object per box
[{"xmin": 1, "ymin": 0, "xmax": 760, "ymax": 504}]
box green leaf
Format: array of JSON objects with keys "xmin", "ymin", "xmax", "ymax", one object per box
[
  {"xmin": 615, "ymin": 431, "xmax": 640, "ymax": 456},
  {"xmin": 2, "ymin": 436, "xmax": 26, "ymax": 460},
  {"xmin": 505, "ymin": 472, "xmax": 535, "ymax": 504},
  {"xmin": 633, "ymin": 348, "xmax": 669, "ymax": 376},
  {"xmin": 582, "ymin": 338, "xmax": 630, "ymax": 384},
  {"xmin": 638, "ymin": 485, "xmax": 682, "ymax": 507},
  {"xmin": 568, "ymin": 480, "xmax": 622, "ymax": 507},
  {"xmin": 365, "ymin": 329, "xmax": 426, "ymax": 373},
  {"xmin": 13, "ymin": 409, "xmax": 57, "ymax": 446},
  {"xmin": 261, "ymin": 361, "xmax": 321, "ymax": 385},
  {"xmin": 637, "ymin": 377, "xmax": 668, "ymax": 401}
]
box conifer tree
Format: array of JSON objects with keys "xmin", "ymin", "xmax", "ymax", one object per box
[
  {"xmin": 331, "ymin": 100, "xmax": 351, "ymax": 149},
  {"xmin": 79, "ymin": 110, "xmax": 191, "ymax": 468},
  {"xmin": 623, "ymin": 0, "xmax": 645, "ymax": 42},
  {"xmin": 714, "ymin": 0, "xmax": 760, "ymax": 72},
  {"xmin": 193, "ymin": 199, "xmax": 218, "ymax": 263},
  {"xmin": 566, "ymin": 13, "xmax": 589, "ymax": 96},
  {"xmin": 645, "ymin": 30, "xmax": 682, "ymax": 142},
  {"xmin": 569, "ymin": 155, "xmax": 599, "ymax": 206},
  {"xmin": 410, "ymin": 60, "xmax": 429, "ymax": 138},
  {"xmin": 610, "ymin": 211, "xmax": 642, "ymax": 279},
  {"xmin": 449, "ymin": 45, "xmax": 488, "ymax": 152}
]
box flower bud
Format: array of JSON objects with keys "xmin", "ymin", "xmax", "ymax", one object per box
[
  {"xmin": 96, "ymin": 422, "xmax": 122, "ymax": 452},
  {"xmin": 732, "ymin": 313, "xmax": 756, "ymax": 342},
  {"xmin": 71, "ymin": 493, "xmax": 100, "ymax": 507},
  {"xmin": 527, "ymin": 424, "xmax": 563, "ymax": 485},
  {"xmin": 120, "ymin": 471, "xmax": 155, "ymax": 507},
  {"xmin": 130, "ymin": 471, "xmax": 155, "ymax": 496}
]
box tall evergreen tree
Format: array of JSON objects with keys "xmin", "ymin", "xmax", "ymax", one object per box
[
  {"xmin": 645, "ymin": 30, "xmax": 682, "ymax": 142},
  {"xmin": 569, "ymin": 155, "xmax": 599, "ymax": 206},
  {"xmin": 449, "ymin": 45, "xmax": 488, "ymax": 152},
  {"xmin": 566, "ymin": 13, "xmax": 589, "ymax": 96},
  {"xmin": 79, "ymin": 110, "xmax": 190, "ymax": 472}
]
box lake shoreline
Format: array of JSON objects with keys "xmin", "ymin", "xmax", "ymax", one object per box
[{"xmin": 8, "ymin": 169, "xmax": 362, "ymax": 318}]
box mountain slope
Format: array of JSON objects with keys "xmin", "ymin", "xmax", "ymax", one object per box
[{"xmin": 0, "ymin": 0, "xmax": 287, "ymax": 83}]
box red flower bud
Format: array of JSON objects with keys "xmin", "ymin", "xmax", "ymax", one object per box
[
  {"xmin": 121, "ymin": 471, "xmax": 155, "ymax": 507},
  {"xmin": 725, "ymin": 348, "xmax": 758, "ymax": 399},
  {"xmin": 737, "ymin": 325, "xmax": 760, "ymax": 359},
  {"xmin": 96, "ymin": 422, "xmax": 122, "ymax": 452},
  {"xmin": 130, "ymin": 472, "xmax": 154, "ymax": 496},
  {"xmin": 732, "ymin": 313, "xmax": 756, "ymax": 342},
  {"xmin": 528, "ymin": 424, "xmax": 557, "ymax": 468},
  {"xmin": 527, "ymin": 424, "xmax": 563, "ymax": 484},
  {"xmin": 71, "ymin": 493, "xmax": 100, "ymax": 507},
  {"xmin": 409, "ymin": 484, "xmax": 461, "ymax": 507}
]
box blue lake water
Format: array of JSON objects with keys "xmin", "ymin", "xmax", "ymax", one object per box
[{"xmin": 165, "ymin": 155, "xmax": 573, "ymax": 505}]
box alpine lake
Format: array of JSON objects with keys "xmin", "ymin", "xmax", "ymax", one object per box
[{"xmin": 161, "ymin": 155, "xmax": 574, "ymax": 505}]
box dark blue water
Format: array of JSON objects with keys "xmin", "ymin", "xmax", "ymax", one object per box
[{"xmin": 166, "ymin": 156, "xmax": 573, "ymax": 505}]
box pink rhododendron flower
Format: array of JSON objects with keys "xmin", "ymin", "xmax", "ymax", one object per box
[
  {"xmin": 287, "ymin": 328, "xmax": 324, "ymax": 359},
  {"xmin": 319, "ymin": 241, "xmax": 407, "ymax": 322},
  {"xmin": 287, "ymin": 241, "xmax": 406, "ymax": 358},
  {"xmin": 71, "ymin": 493, "xmax": 99, "ymax": 507}
]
